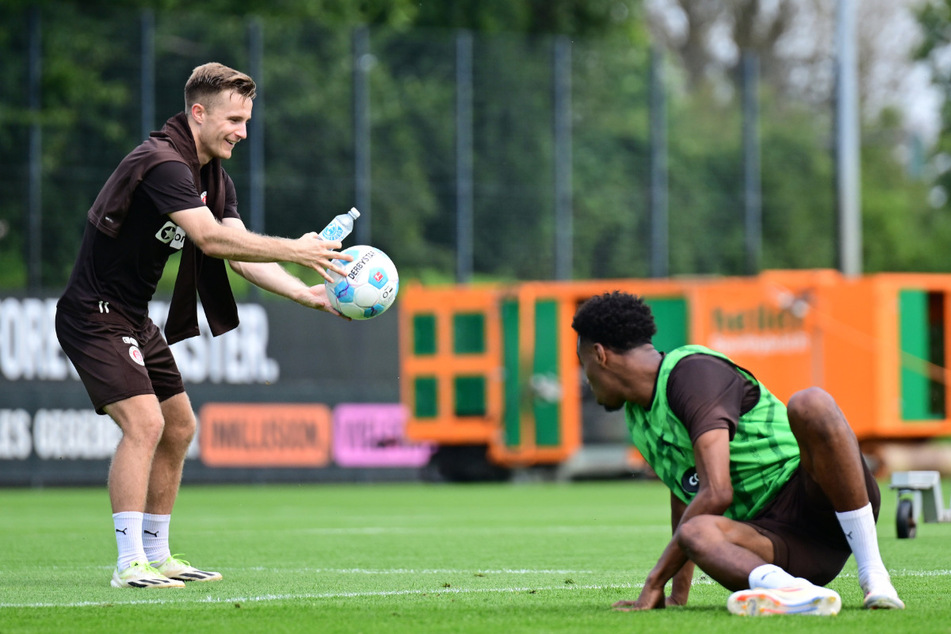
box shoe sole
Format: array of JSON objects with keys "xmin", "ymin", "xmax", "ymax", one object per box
[
  {"xmin": 111, "ymin": 574, "xmax": 185, "ymax": 589},
  {"xmin": 864, "ymin": 594, "xmax": 905, "ymax": 610},
  {"xmin": 166, "ymin": 571, "xmax": 223, "ymax": 582},
  {"xmin": 728, "ymin": 589, "xmax": 841, "ymax": 616}
]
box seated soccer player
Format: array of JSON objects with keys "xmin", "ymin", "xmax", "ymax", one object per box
[{"xmin": 572, "ymin": 291, "xmax": 904, "ymax": 615}]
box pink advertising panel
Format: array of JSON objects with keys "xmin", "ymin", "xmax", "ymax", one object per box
[{"xmin": 333, "ymin": 403, "xmax": 434, "ymax": 468}]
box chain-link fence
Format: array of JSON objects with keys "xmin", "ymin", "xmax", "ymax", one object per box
[{"xmin": 0, "ymin": 3, "xmax": 839, "ymax": 294}]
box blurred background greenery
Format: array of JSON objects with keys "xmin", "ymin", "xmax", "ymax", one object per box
[{"xmin": 3, "ymin": 0, "xmax": 951, "ymax": 295}]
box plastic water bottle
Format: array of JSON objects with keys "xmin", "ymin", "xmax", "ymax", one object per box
[{"xmin": 319, "ymin": 207, "xmax": 360, "ymax": 242}]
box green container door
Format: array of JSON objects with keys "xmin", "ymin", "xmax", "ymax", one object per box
[
  {"xmin": 500, "ymin": 295, "xmax": 688, "ymax": 452},
  {"xmin": 648, "ymin": 297, "xmax": 689, "ymax": 353},
  {"xmin": 501, "ymin": 299, "xmax": 560, "ymax": 449},
  {"xmin": 898, "ymin": 290, "xmax": 946, "ymax": 421}
]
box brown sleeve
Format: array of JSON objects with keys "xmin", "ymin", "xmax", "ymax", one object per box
[
  {"xmin": 222, "ymin": 172, "xmax": 240, "ymax": 220},
  {"xmin": 666, "ymin": 354, "xmax": 760, "ymax": 444}
]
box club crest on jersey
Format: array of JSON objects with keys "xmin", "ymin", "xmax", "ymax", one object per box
[
  {"xmin": 201, "ymin": 191, "xmax": 207, "ymax": 204},
  {"xmin": 681, "ymin": 467, "xmax": 700, "ymax": 494},
  {"xmin": 155, "ymin": 220, "xmax": 186, "ymax": 250},
  {"xmin": 128, "ymin": 344, "xmax": 145, "ymax": 366}
]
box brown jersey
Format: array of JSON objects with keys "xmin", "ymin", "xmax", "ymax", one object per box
[
  {"xmin": 57, "ymin": 161, "xmax": 239, "ymax": 325},
  {"xmin": 665, "ymin": 353, "xmax": 761, "ymax": 443}
]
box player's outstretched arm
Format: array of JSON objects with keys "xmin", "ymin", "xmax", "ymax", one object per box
[
  {"xmin": 235, "ymin": 262, "xmax": 346, "ymax": 318},
  {"xmin": 169, "ymin": 206, "xmax": 349, "ymax": 282},
  {"xmin": 218, "ymin": 218, "xmax": 348, "ymax": 318}
]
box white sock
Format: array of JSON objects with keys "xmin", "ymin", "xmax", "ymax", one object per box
[
  {"xmin": 836, "ymin": 503, "xmax": 892, "ymax": 592},
  {"xmin": 142, "ymin": 513, "xmax": 172, "ymax": 565},
  {"xmin": 748, "ymin": 564, "xmax": 808, "ymax": 589},
  {"xmin": 113, "ymin": 511, "xmax": 146, "ymax": 570}
]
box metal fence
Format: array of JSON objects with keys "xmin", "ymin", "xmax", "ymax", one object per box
[{"xmin": 0, "ymin": 4, "xmax": 840, "ymax": 293}]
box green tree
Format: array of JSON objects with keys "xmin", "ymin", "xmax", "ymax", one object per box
[
  {"xmin": 3, "ymin": 0, "xmax": 941, "ymax": 293},
  {"xmin": 861, "ymin": 109, "xmax": 948, "ymax": 272}
]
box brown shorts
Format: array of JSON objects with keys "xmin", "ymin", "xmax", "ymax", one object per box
[
  {"xmin": 55, "ymin": 307, "xmax": 185, "ymax": 414},
  {"xmin": 745, "ymin": 458, "xmax": 881, "ymax": 585}
]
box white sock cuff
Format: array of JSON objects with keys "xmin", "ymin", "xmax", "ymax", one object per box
[
  {"xmin": 749, "ymin": 564, "xmax": 798, "ymax": 589},
  {"xmin": 113, "ymin": 511, "xmax": 144, "ymax": 521},
  {"xmin": 835, "ymin": 502, "xmax": 873, "ymax": 521},
  {"xmin": 143, "ymin": 513, "xmax": 171, "ymax": 524}
]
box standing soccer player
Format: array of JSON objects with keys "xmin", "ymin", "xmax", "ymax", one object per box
[
  {"xmin": 55, "ymin": 62, "xmax": 351, "ymax": 588},
  {"xmin": 572, "ymin": 291, "xmax": 904, "ymax": 615}
]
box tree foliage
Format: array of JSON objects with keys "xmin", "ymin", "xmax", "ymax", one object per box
[{"xmin": 0, "ymin": 0, "xmax": 942, "ymax": 293}]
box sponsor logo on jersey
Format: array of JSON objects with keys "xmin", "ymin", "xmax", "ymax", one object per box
[
  {"xmin": 201, "ymin": 191, "xmax": 207, "ymax": 205},
  {"xmin": 155, "ymin": 220, "xmax": 186, "ymax": 250},
  {"xmin": 681, "ymin": 467, "xmax": 700, "ymax": 494}
]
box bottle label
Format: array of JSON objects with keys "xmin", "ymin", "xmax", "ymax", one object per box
[{"xmin": 322, "ymin": 223, "xmax": 344, "ymax": 241}]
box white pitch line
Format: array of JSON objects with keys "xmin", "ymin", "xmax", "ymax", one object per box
[
  {"xmin": 0, "ymin": 569, "xmax": 944, "ymax": 610},
  {"xmin": 191, "ymin": 525, "xmax": 671, "ymax": 537},
  {"xmin": 838, "ymin": 570, "xmax": 951, "ymax": 578},
  {"xmin": 9, "ymin": 566, "xmax": 609, "ymax": 575},
  {"xmin": 0, "ymin": 582, "xmax": 639, "ymax": 610},
  {"xmin": 245, "ymin": 567, "xmax": 599, "ymax": 574}
]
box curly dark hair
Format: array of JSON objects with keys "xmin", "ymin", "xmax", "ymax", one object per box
[{"xmin": 571, "ymin": 291, "xmax": 656, "ymax": 351}]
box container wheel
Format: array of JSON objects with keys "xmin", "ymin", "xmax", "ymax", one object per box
[{"xmin": 896, "ymin": 497, "xmax": 916, "ymax": 539}]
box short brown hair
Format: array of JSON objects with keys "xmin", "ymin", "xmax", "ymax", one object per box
[{"xmin": 184, "ymin": 62, "xmax": 256, "ymax": 110}]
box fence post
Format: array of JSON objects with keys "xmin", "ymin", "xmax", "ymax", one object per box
[
  {"xmin": 648, "ymin": 45, "xmax": 668, "ymax": 279},
  {"xmin": 455, "ymin": 30, "xmax": 474, "ymax": 284},
  {"xmin": 741, "ymin": 50, "xmax": 761, "ymax": 275},
  {"xmin": 26, "ymin": 6, "xmax": 42, "ymax": 291},
  {"xmin": 353, "ymin": 26, "xmax": 371, "ymax": 244},
  {"xmin": 835, "ymin": 0, "xmax": 862, "ymax": 276},
  {"xmin": 553, "ymin": 35, "xmax": 573, "ymax": 281},
  {"xmin": 248, "ymin": 17, "xmax": 265, "ymax": 237},
  {"xmin": 140, "ymin": 10, "xmax": 155, "ymax": 141}
]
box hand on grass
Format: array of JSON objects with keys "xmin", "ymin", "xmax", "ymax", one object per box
[{"xmin": 612, "ymin": 585, "xmax": 666, "ymax": 611}]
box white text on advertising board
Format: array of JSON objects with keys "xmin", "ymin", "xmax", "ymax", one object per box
[{"xmin": 0, "ymin": 298, "xmax": 279, "ymax": 384}]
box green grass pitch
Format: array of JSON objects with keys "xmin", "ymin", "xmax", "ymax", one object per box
[{"xmin": 1, "ymin": 479, "xmax": 948, "ymax": 633}]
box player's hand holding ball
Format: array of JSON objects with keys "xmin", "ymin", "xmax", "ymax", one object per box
[{"xmin": 324, "ymin": 245, "xmax": 399, "ymax": 320}]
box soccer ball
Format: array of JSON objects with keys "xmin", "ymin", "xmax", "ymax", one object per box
[{"xmin": 325, "ymin": 245, "xmax": 400, "ymax": 320}]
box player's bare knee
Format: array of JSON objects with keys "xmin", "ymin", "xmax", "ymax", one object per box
[
  {"xmin": 788, "ymin": 387, "xmax": 853, "ymax": 443},
  {"xmin": 677, "ymin": 515, "xmax": 716, "ymax": 559},
  {"xmin": 788, "ymin": 388, "xmax": 836, "ymax": 426},
  {"xmin": 787, "ymin": 387, "xmax": 834, "ymax": 417},
  {"xmin": 159, "ymin": 394, "xmax": 196, "ymax": 443},
  {"xmin": 161, "ymin": 412, "xmax": 196, "ymax": 448},
  {"xmin": 120, "ymin": 413, "xmax": 165, "ymax": 448}
]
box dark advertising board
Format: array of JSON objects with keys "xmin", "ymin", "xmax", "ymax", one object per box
[{"xmin": 0, "ymin": 296, "xmax": 432, "ymax": 485}]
